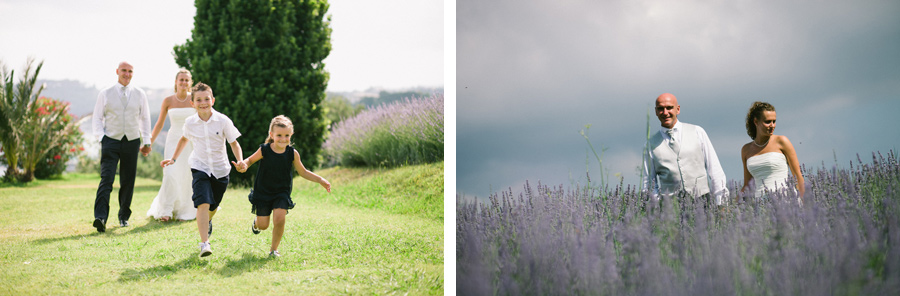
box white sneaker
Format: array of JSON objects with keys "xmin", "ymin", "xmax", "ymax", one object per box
[
  {"xmin": 269, "ymin": 250, "xmax": 280, "ymax": 257},
  {"xmin": 199, "ymin": 242, "xmax": 212, "ymax": 257},
  {"xmin": 251, "ymin": 219, "xmax": 260, "ymax": 235}
]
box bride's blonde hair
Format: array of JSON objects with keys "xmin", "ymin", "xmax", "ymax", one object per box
[
  {"xmin": 745, "ymin": 101, "xmax": 775, "ymax": 140},
  {"xmin": 173, "ymin": 69, "xmax": 192, "ymax": 92},
  {"xmin": 266, "ymin": 115, "xmax": 294, "ymax": 145}
]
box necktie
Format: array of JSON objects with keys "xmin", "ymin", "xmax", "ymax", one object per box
[
  {"xmin": 120, "ymin": 86, "xmax": 128, "ymax": 107},
  {"xmin": 667, "ymin": 129, "xmax": 680, "ymax": 155}
]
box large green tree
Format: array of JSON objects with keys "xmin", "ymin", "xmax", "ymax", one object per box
[{"xmin": 174, "ymin": 0, "xmax": 332, "ymax": 186}]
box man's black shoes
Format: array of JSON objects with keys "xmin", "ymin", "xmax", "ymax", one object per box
[{"xmin": 93, "ymin": 218, "xmax": 106, "ymax": 233}]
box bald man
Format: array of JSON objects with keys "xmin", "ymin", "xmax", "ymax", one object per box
[
  {"xmin": 91, "ymin": 61, "xmax": 152, "ymax": 232},
  {"xmin": 642, "ymin": 93, "xmax": 729, "ymax": 205}
]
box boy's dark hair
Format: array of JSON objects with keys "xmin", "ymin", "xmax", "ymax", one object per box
[{"xmin": 191, "ymin": 82, "xmax": 213, "ymax": 100}]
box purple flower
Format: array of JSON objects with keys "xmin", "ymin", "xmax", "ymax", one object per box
[{"xmin": 324, "ymin": 93, "xmax": 443, "ymax": 167}]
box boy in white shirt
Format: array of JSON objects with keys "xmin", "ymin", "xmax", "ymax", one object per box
[{"xmin": 161, "ymin": 82, "xmax": 247, "ymax": 257}]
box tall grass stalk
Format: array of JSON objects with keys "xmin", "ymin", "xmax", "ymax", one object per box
[
  {"xmin": 458, "ymin": 150, "xmax": 900, "ymax": 295},
  {"xmin": 579, "ymin": 124, "xmax": 608, "ymax": 192},
  {"xmin": 640, "ymin": 105, "xmax": 651, "ymax": 190}
]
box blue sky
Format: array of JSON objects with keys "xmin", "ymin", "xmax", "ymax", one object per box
[
  {"xmin": 0, "ymin": 0, "xmax": 443, "ymax": 92},
  {"xmin": 458, "ymin": 0, "xmax": 900, "ymax": 199}
]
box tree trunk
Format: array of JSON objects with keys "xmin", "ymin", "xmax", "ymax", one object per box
[
  {"xmin": 2, "ymin": 143, "xmax": 19, "ymax": 180},
  {"xmin": 19, "ymin": 167, "xmax": 34, "ymax": 182},
  {"xmin": 4, "ymin": 165, "xmax": 17, "ymax": 181}
]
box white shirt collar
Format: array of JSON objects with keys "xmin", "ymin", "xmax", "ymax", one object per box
[
  {"xmin": 661, "ymin": 120, "xmax": 682, "ymax": 134},
  {"xmin": 207, "ymin": 109, "xmax": 222, "ymax": 122},
  {"xmin": 193, "ymin": 109, "xmax": 223, "ymax": 123}
]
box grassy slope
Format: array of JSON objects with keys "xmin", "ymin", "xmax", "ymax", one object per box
[
  {"xmin": 294, "ymin": 162, "xmax": 444, "ymax": 220},
  {"xmin": 0, "ymin": 163, "xmax": 443, "ymax": 295}
]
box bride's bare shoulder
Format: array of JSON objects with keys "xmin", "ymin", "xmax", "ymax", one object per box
[{"xmin": 740, "ymin": 142, "xmax": 754, "ymax": 159}]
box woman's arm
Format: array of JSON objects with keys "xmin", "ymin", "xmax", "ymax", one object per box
[
  {"xmin": 779, "ymin": 135, "xmax": 805, "ymax": 198},
  {"xmin": 740, "ymin": 144, "xmax": 753, "ymax": 199},
  {"xmin": 150, "ymin": 96, "xmax": 171, "ymax": 144}
]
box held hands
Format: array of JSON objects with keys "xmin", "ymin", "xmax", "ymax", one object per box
[
  {"xmin": 140, "ymin": 145, "xmax": 152, "ymax": 157},
  {"xmin": 232, "ymin": 160, "xmax": 248, "ymax": 173},
  {"xmin": 160, "ymin": 159, "xmax": 174, "ymax": 168}
]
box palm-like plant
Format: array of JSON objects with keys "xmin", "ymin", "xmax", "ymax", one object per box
[
  {"xmin": 0, "ymin": 58, "xmax": 45, "ymax": 180},
  {"xmin": 0, "ymin": 58, "xmax": 85, "ymax": 182}
]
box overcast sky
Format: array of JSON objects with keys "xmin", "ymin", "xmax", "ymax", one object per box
[
  {"xmin": 458, "ymin": 0, "xmax": 900, "ymax": 199},
  {"xmin": 0, "ymin": 0, "xmax": 443, "ymax": 92}
]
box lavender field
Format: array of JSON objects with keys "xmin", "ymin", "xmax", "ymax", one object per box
[
  {"xmin": 458, "ymin": 151, "xmax": 900, "ymax": 295},
  {"xmin": 323, "ymin": 93, "xmax": 443, "ymax": 167}
]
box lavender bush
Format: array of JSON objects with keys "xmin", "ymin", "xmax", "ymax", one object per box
[
  {"xmin": 458, "ymin": 151, "xmax": 900, "ymax": 295},
  {"xmin": 323, "ymin": 93, "xmax": 443, "ymax": 167}
]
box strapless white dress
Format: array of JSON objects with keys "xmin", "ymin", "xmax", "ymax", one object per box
[
  {"xmin": 147, "ymin": 108, "xmax": 197, "ymax": 220},
  {"xmin": 747, "ymin": 152, "xmax": 793, "ymax": 198}
]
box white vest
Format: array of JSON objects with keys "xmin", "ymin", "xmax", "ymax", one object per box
[
  {"xmin": 101, "ymin": 85, "xmax": 144, "ymax": 141},
  {"xmin": 649, "ymin": 123, "xmax": 710, "ymax": 197}
]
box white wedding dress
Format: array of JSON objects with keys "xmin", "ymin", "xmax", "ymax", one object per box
[
  {"xmin": 747, "ymin": 152, "xmax": 794, "ymax": 198},
  {"xmin": 147, "ymin": 107, "xmax": 197, "ymax": 220}
]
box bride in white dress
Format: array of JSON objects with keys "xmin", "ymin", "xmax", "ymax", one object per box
[
  {"xmin": 147, "ymin": 69, "xmax": 197, "ymax": 221},
  {"xmin": 740, "ymin": 102, "xmax": 805, "ymax": 201}
]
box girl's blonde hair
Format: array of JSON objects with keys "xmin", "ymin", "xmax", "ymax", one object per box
[
  {"xmin": 266, "ymin": 115, "xmax": 294, "ymax": 144},
  {"xmin": 174, "ymin": 68, "xmax": 192, "ymax": 93}
]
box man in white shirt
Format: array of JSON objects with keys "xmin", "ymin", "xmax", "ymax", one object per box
[
  {"xmin": 91, "ymin": 61, "xmax": 152, "ymax": 232},
  {"xmin": 642, "ymin": 93, "xmax": 729, "ymax": 205}
]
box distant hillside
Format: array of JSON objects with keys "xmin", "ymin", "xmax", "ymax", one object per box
[
  {"xmin": 37, "ymin": 79, "xmax": 170, "ymax": 118},
  {"xmin": 39, "ymin": 80, "xmax": 443, "ymax": 118},
  {"xmin": 357, "ymin": 88, "xmax": 443, "ymax": 108},
  {"xmin": 327, "ymin": 86, "xmax": 443, "ymax": 106}
]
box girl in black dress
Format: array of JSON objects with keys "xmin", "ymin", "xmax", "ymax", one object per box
[{"xmin": 235, "ymin": 115, "xmax": 331, "ymax": 257}]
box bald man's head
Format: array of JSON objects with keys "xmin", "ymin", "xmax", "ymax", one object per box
[
  {"xmin": 117, "ymin": 61, "xmax": 134, "ymax": 86},
  {"xmin": 655, "ymin": 93, "xmax": 680, "ymax": 128}
]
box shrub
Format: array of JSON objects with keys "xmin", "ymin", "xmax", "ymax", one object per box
[
  {"xmin": 322, "ymin": 94, "xmax": 364, "ymax": 128},
  {"xmin": 135, "ymin": 151, "xmax": 164, "ymax": 180},
  {"xmin": 33, "ymin": 140, "xmax": 84, "ymax": 179},
  {"xmin": 16, "ymin": 96, "xmax": 87, "ymax": 181},
  {"xmin": 31, "ymin": 98, "xmax": 85, "ymax": 179},
  {"xmin": 457, "ymin": 151, "xmax": 900, "ymax": 295},
  {"xmin": 323, "ymin": 93, "xmax": 443, "ymax": 167},
  {"xmin": 76, "ymin": 152, "xmax": 101, "ymax": 175},
  {"xmin": 75, "ymin": 150, "xmax": 163, "ymax": 181}
]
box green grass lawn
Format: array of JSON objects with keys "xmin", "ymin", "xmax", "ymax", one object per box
[{"xmin": 0, "ymin": 163, "xmax": 443, "ymax": 295}]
